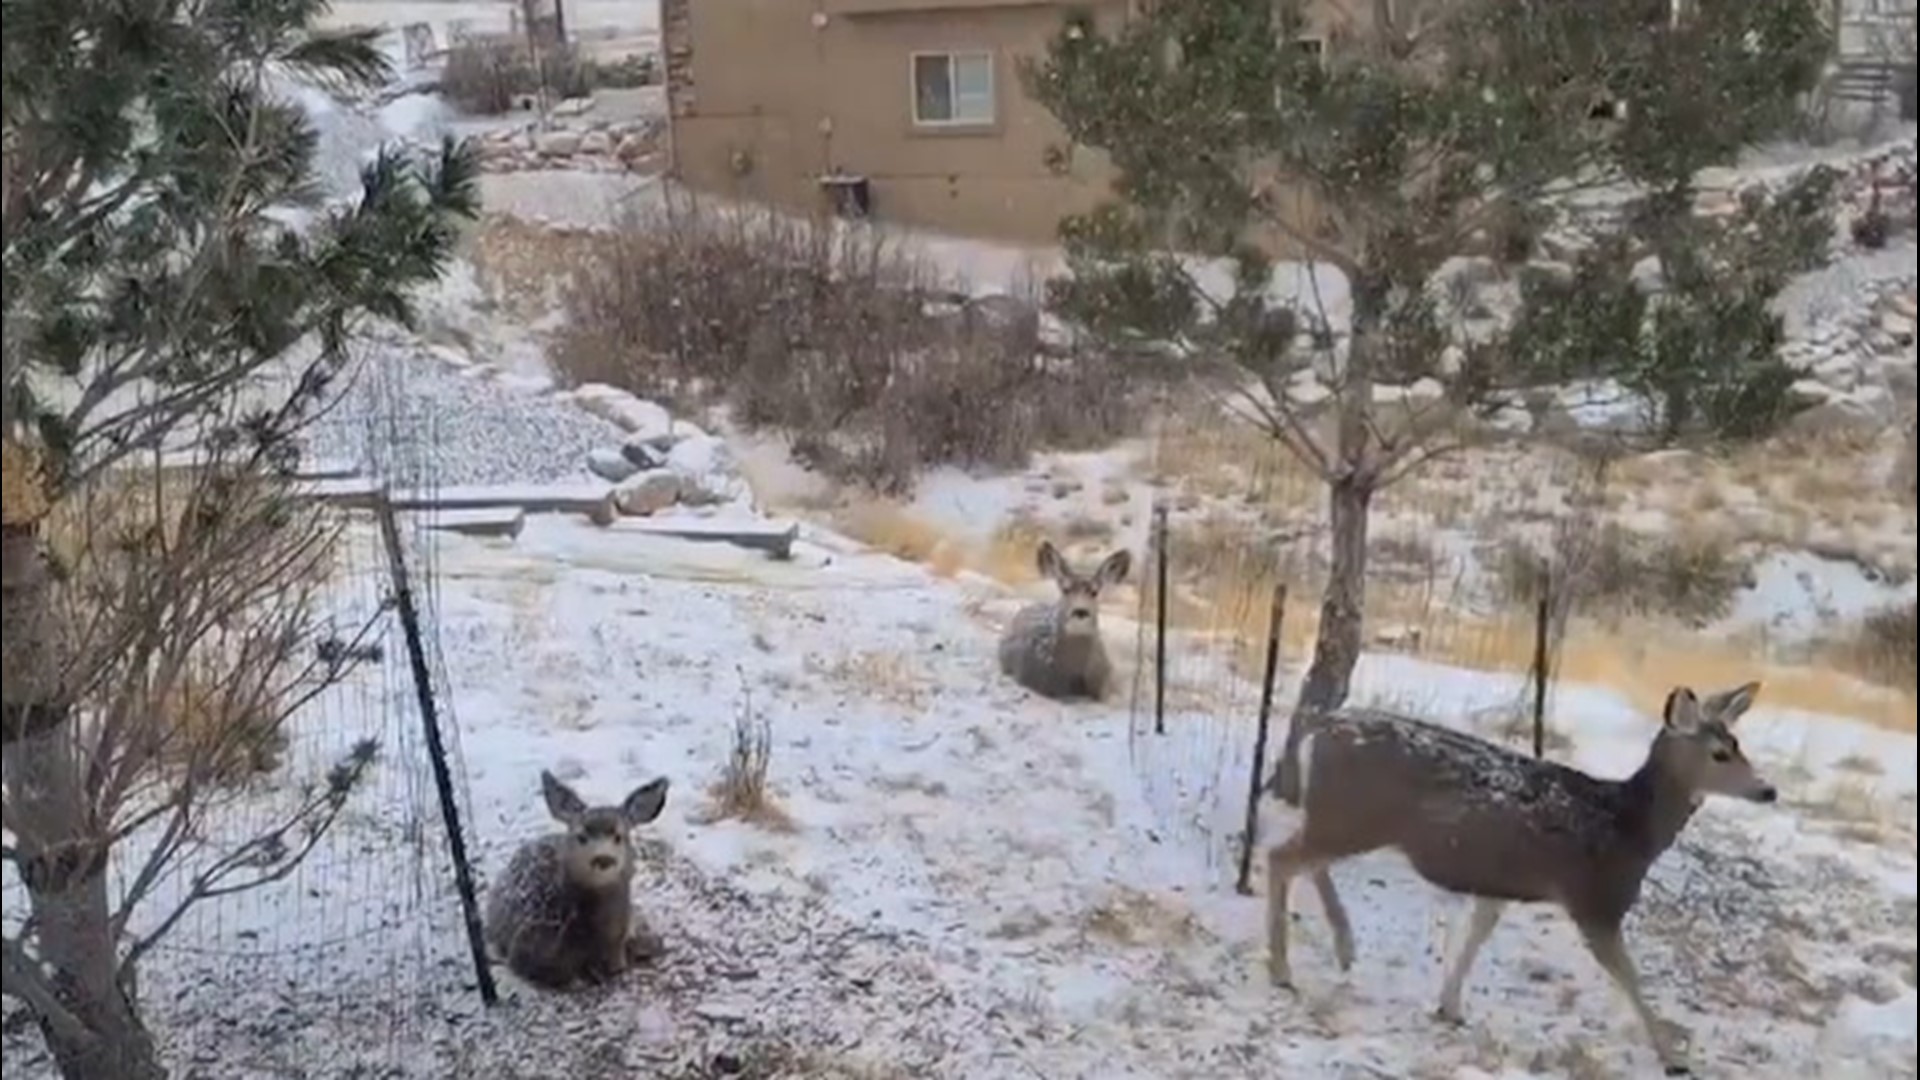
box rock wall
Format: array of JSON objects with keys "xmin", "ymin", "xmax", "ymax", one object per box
[
  {"xmin": 660, "ymin": 0, "xmax": 694, "ymax": 120},
  {"xmin": 471, "ymin": 106, "xmax": 665, "ymax": 174}
]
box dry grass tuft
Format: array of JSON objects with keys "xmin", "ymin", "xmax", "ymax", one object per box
[
  {"xmin": 1786, "ymin": 776, "xmax": 1908, "ymax": 845},
  {"xmin": 154, "ymin": 666, "xmax": 289, "ymax": 782},
  {"xmin": 1079, "ymin": 886, "xmax": 1204, "ymax": 948},
  {"xmin": 463, "ymin": 214, "xmax": 598, "ymax": 321},
  {"xmin": 1817, "ymin": 600, "xmax": 1918, "ymax": 692},
  {"xmin": 806, "ymin": 650, "xmax": 928, "ymax": 709},
  {"xmin": 1487, "ymin": 525, "xmax": 1753, "ymax": 626},
  {"xmin": 695, "ymin": 684, "xmax": 795, "ymax": 832},
  {"xmin": 830, "ymin": 501, "xmax": 964, "ymax": 575}
]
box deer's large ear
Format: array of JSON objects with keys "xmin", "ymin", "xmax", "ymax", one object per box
[
  {"xmin": 1095, "ymin": 548, "xmax": 1133, "ymax": 587},
  {"xmin": 1661, "ymin": 688, "xmax": 1703, "ymax": 733},
  {"xmin": 1035, "ymin": 541, "xmax": 1068, "ymax": 585},
  {"xmin": 621, "ymin": 777, "xmax": 670, "ymax": 826},
  {"xmin": 1702, "ymin": 681, "xmax": 1761, "ymax": 727},
  {"xmin": 541, "ymin": 770, "xmax": 587, "ymax": 824}
]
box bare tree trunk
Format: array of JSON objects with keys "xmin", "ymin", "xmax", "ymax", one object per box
[
  {"xmin": 1273, "ymin": 273, "xmax": 1383, "ymax": 804},
  {"xmin": 3, "ymin": 525, "xmax": 163, "ymax": 1078},
  {"xmin": 7, "ymin": 732, "xmax": 165, "ymax": 1080},
  {"xmin": 1296, "ymin": 471, "xmax": 1374, "ymax": 713},
  {"xmin": 2, "ymin": 527, "xmax": 70, "ymax": 746}
]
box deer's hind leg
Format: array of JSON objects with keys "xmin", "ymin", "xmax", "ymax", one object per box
[
  {"xmin": 1310, "ymin": 870, "xmax": 1355, "ymax": 971},
  {"xmin": 1267, "ymin": 830, "xmax": 1342, "ymax": 989},
  {"xmin": 1436, "ymin": 897, "xmax": 1506, "ymax": 1023},
  {"xmin": 1577, "ymin": 919, "xmax": 1690, "ymax": 1076}
]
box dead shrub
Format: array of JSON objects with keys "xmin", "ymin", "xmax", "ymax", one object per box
[
  {"xmin": 548, "ymin": 197, "xmax": 1154, "ymax": 493},
  {"xmin": 38, "ymin": 464, "xmax": 337, "ymax": 784},
  {"xmin": 439, "ymin": 40, "xmax": 593, "ymax": 115},
  {"xmin": 1826, "ymin": 600, "xmax": 1918, "ymax": 690},
  {"xmin": 697, "ymin": 683, "xmax": 792, "ymax": 832},
  {"xmin": 1490, "ymin": 524, "xmax": 1751, "ymax": 625}
]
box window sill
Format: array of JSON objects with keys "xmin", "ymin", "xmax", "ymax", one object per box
[{"xmin": 908, "ymin": 121, "xmax": 1001, "ymax": 139}]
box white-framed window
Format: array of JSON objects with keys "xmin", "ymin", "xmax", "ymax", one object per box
[{"xmin": 911, "ymin": 51, "xmax": 995, "ymax": 126}]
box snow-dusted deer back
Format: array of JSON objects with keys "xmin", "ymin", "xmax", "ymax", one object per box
[
  {"xmin": 1262, "ymin": 683, "xmax": 1773, "ymax": 1076},
  {"xmin": 997, "ymin": 541, "xmax": 1131, "ymax": 701}
]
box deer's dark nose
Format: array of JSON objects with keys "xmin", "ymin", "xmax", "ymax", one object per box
[
  {"xmin": 1754, "ymin": 785, "xmax": 1778, "ymax": 804},
  {"xmin": 590, "ymin": 855, "xmax": 617, "ymax": 872}
]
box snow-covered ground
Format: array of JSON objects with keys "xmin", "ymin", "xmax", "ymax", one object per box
[
  {"xmin": 318, "ymin": 0, "xmax": 659, "ymax": 46},
  {"xmin": 7, "ymin": 516, "xmax": 1913, "ymax": 1078},
  {"xmin": 6, "ymin": 32, "xmax": 1916, "ymax": 1078}
]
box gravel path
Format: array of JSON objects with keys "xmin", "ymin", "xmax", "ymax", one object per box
[{"xmin": 300, "ymin": 336, "xmax": 624, "ymax": 487}]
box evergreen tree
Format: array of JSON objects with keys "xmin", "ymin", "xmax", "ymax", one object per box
[
  {"xmin": 2, "ymin": 0, "xmax": 477, "ymax": 1074},
  {"xmin": 1028, "ymin": 0, "xmax": 1832, "ymax": 726}
]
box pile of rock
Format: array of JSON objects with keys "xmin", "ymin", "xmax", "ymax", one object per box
[
  {"xmin": 1696, "ymin": 140, "xmax": 1919, "ymax": 240},
  {"xmin": 1783, "ymin": 282, "xmax": 1918, "ymax": 437},
  {"xmin": 471, "ymin": 106, "xmax": 665, "ymax": 174},
  {"xmin": 563, "ymin": 384, "xmax": 753, "ymax": 519},
  {"xmin": 1547, "ymin": 139, "xmax": 1918, "ymax": 255}
]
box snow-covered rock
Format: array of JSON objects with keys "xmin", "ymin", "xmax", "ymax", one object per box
[
  {"xmin": 534, "ymin": 130, "xmax": 583, "ymax": 158},
  {"xmin": 377, "ymin": 93, "xmax": 451, "ymax": 143},
  {"xmin": 587, "ymin": 446, "xmax": 641, "ymax": 483},
  {"xmin": 667, "ymin": 433, "xmax": 749, "ymax": 507},
  {"xmin": 612, "ymin": 469, "xmax": 682, "ymax": 516}
]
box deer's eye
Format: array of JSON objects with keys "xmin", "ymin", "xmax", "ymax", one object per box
[
  {"xmin": 1710, "ymin": 749, "xmax": 1733, "ymax": 763},
  {"xmin": 574, "ymin": 832, "xmax": 592, "ymax": 845}
]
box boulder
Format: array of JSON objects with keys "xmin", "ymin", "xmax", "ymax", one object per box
[
  {"xmin": 572, "ymin": 385, "xmax": 674, "ymax": 439},
  {"xmin": 587, "ymin": 446, "xmax": 640, "ymax": 483},
  {"xmin": 667, "ymin": 433, "xmax": 748, "ymax": 507},
  {"xmin": 580, "ymin": 130, "xmax": 613, "ymax": 156},
  {"xmin": 619, "ymin": 436, "xmax": 670, "ymax": 469},
  {"xmin": 534, "ymin": 130, "xmax": 582, "ymax": 158},
  {"xmin": 1786, "ymin": 389, "xmax": 1888, "ymax": 438},
  {"xmin": 613, "ymin": 470, "xmax": 682, "ymax": 516},
  {"xmin": 1785, "ymin": 378, "xmax": 1838, "ymax": 410}
]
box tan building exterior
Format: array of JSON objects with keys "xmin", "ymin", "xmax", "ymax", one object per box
[
  {"xmin": 659, "ymin": 0, "xmax": 1133, "ymax": 244},
  {"xmin": 658, "ymin": 0, "xmax": 1367, "ymax": 247}
]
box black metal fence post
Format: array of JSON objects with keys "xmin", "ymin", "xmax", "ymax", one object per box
[
  {"xmin": 1236, "ymin": 584, "xmax": 1289, "ymax": 896},
  {"xmin": 374, "ymin": 492, "xmax": 499, "ymax": 1006},
  {"xmin": 1530, "ymin": 567, "xmax": 1552, "ymax": 760},
  {"xmin": 1153, "ymin": 502, "xmax": 1169, "ymax": 736}
]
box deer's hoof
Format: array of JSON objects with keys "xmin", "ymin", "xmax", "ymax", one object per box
[
  {"xmin": 1662, "ymin": 1067, "xmax": 1691, "ymax": 1078},
  {"xmin": 626, "ymin": 930, "xmax": 665, "ymax": 965},
  {"xmin": 1433, "ymin": 1006, "xmax": 1466, "ymax": 1028}
]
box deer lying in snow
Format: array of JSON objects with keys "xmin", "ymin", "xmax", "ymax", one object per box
[
  {"xmin": 998, "ymin": 540, "xmax": 1132, "ymax": 701},
  {"xmin": 1262, "ymin": 682, "xmax": 1773, "ymax": 1076}
]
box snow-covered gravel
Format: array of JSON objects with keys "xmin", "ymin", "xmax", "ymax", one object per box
[
  {"xmin": 1774, "ymin": 236, "xmax": 1918, "ymax": 338},
  {"xmin": 300, "ymin": 341, "xmax": 622, "ymax": 486}
]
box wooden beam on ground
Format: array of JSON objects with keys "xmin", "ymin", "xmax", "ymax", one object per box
[
  {"xmin": 610, "ymin": 517, "xmax": 801, "ymax": 560},
  {"xmin": 293, "ymin": 457, "xmax": 362, "ymax": 481},
  {"xmin": 427, "ymin": 507, "xmax": 528, "ymax": 539},
  {"xmin": 299, "ymin": 480, "xmax": 616, "ymax": 522}
]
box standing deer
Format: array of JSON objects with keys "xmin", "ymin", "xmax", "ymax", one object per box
[{"xmin": 1261, "ymin": 682, "xmax": 1773, "ymax": 1075}]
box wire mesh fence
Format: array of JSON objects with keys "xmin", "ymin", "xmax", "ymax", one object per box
[
  {"xmin": 1124, "ymin": 420, "xmax": 1613, "ymax": 883},
  {"xmin": 2, "ymin": 346, "xmax": 488, "ymax": 1077}
]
